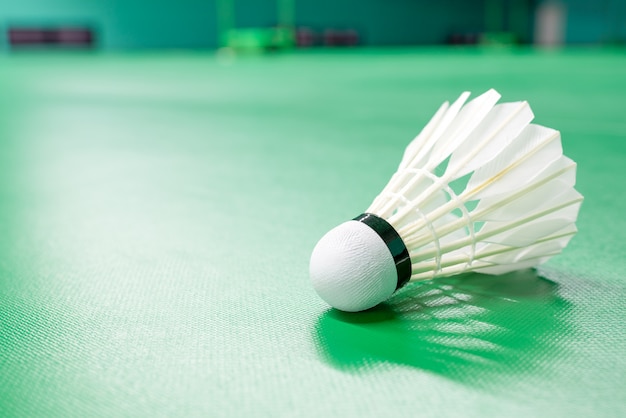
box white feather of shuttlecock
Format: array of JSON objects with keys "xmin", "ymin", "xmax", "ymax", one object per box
[{"xmin": 366, "ymin": 89, "xmax": 583, "ymax": 282}]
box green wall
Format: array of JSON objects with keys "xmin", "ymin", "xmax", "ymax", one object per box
[
  {"xmin": 564, "ymin": 0, "xmax": 626, "ymax": 44},
  {"xmin": 0, "ymin": 0, "xmax": 218, "ymax": 49},
  {"xmin": 295, "ymin": 0, "xmax": 487, "ymax": 45},
  {"xmin": 1, "ymin": 0, "xmax": 624, "ymax": 50},
  {"xmin": 0, "ymin": 0, "xmax": 487, "ymax": 50}
]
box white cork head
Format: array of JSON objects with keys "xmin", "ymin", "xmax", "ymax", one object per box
[{"xmin": 309, "ymin": 220, "xmax": 397, "ymax": 312}]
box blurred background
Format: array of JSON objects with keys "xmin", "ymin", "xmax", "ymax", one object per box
[{"xmin": 1, "ymin": 0, "xmax": 625, "ymax": 51}]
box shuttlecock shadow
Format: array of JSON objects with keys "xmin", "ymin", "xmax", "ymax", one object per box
[{"xmin": 314, "ymin": 269, "xmax": 573, "ymax": 388}]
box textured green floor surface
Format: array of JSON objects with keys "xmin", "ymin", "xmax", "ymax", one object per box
[{"xmin": 0, "ymin": 48, "xmax": 625, "ymax": 417}]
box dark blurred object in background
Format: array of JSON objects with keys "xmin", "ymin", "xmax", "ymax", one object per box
[
  {"xmin": 323, "ymin": 29, "xmax": 359, "ymax": 47},
  {"xmin": 8, "ymin": 26, "xmax": 95, "ymax": 49},
  {"xmin": 295, "ymin": 27, "xmax": 360, "ymax": 48},
  {"xmin": 295, "ymin": 27, "xmax": 316, "ymax": 47},
  {"xmin": 446, "ymin": 32, "xmax": 480, "ymax": 45}
]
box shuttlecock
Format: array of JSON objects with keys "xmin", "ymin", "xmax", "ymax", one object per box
[{"xmin": 310, "ymin": 89, "xmax": 582, "ymax": 312}]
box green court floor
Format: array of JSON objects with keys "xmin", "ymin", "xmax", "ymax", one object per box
[{"xmin": 1, "ymin": 48, "xmax": 625, "ymax": 417}]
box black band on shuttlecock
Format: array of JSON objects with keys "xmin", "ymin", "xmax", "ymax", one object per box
[{"xmin": 353, "ymin": 213, "xmax": 412, "ymax": 290}]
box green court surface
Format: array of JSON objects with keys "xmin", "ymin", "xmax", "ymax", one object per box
[{"xmin": 1, "ymin": 48, "xmax": 625, "ymax": 417}]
